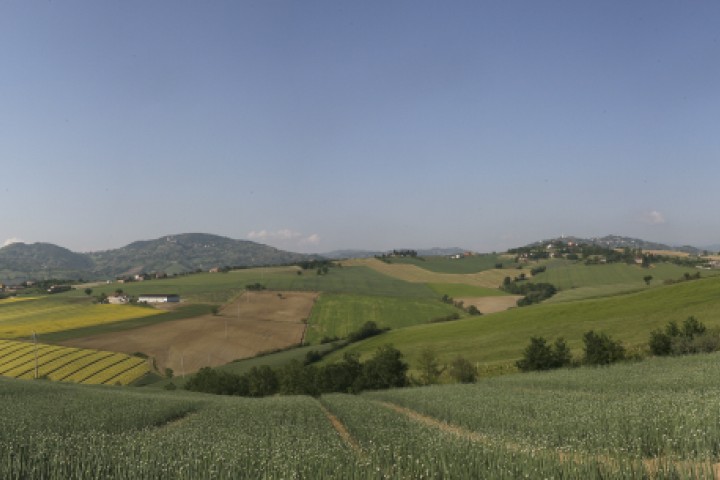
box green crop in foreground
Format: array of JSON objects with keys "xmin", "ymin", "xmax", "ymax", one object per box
[
  {"xmin": 4, "ymin": 353, "xmax": 720, "ymax": 478},
  {"xmin": 304, "ymin": 293, "xmax": 462, "ymax": 344},
  {"xmin": 324, "ymin": 275, "xmax": 720, "ymax": 376}
]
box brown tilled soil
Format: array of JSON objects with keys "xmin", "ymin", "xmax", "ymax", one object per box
[
  {"xmin": 60, "ymin": 291, "xmax": 318, "ymax": 375},
  {"xmin": 456, "ymin": 295, "xmax": 522, "ymax": 314}
]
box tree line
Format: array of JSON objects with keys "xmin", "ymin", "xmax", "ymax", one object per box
[
  {"xmin": 516, "ymin": 316, "xmax": 720, "ymax": 373},
  {"xmin": 183, "ymin": 345, "xmax": 409, "ymax": 397}
]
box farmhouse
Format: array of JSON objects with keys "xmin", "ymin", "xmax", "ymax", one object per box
[
  {"xmin": 107, "ymin": 294, "xmax": 130, "ymax": 304},
  {"xmin": 138, "ymin": 293, "xmax": 180, "ymax": 303}
]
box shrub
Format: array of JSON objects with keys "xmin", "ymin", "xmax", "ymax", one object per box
[
  {"xmin": 583, "ymin": 330, "xmax": 625, "ymax": 366},
  {"xmin": 448, "ymin": 356, "xmax": 477, "ymax": 383},
  {"xmin": 516, "ymin": 337, "xmax": 572, "ymax": 372}
]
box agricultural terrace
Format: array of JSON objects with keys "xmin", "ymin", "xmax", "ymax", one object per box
[
  {"xmin": 0, "ymin": 296, "xmax": 162, "ymax": 339},
  {"xmin": 4, "ymin": 352, "xmax": 720, "ymax": 478},
  {"xmin": 325, "ymin": 275, "xmax": 720, "ymax": 377},
  {"xmin": 304, "ymin": 293, "xmax": 463, "ymax": 344},
  {"xmin": 0, "ymin": 339, "xmax": 148, "ymax": 385},
  {"xmin": 349, "ymin": 257, "xmax": 513, "ymax": 289}
]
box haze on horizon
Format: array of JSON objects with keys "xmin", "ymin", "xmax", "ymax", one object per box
[{"xmin": 1, "ymin": 2, "xmax": 718, "ymax": 254}]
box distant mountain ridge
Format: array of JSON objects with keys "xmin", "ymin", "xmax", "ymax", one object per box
[
  {"xmin": 523, "ymin": 235, "xmax": 702, "ymax": 255},
  {"xmin": 0, "ymin": 233, "xmax": 319, "ymax": 282}
]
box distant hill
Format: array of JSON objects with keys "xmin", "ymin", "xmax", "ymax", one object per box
[
  {"xmin": 0, "ymin": 233, "xmax": 319, "ymax": 282},
  {"xmin": 522, "ymin": 235, "xmax": 701, "ymax": 255},
  {"xmin": 0, "ymin": 242, "xmax": 94, "ymax": 282},
  {"xmin": 323, "ymin": 247, "xmax": 468, "ymax": 259}
]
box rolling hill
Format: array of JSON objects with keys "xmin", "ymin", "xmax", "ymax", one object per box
[{"xmin": 0, "ymin": 233, "xmax": 319, "ymax": 282}]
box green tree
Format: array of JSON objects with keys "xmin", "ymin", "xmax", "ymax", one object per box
[
  {"xmin": 84, "ymin": 288, "xmax": 93, "ymax": 296},
  {"xmin": 358, "ymin": 345, "xmax": 408, "ymax": 391},
  {"xmin": 516, "ymin": 336, "xmax": 572, "ymax": 372},
  {"xmin": 417, "ymin": 347, "xmax": 444, "ymax": 385},
  {"xmin": 583, "ymin": 330, "xmax": 625, "ymax": 366},
  {"xmin": 643, "ymin": 275, "xmax": 653, "ymax": 285},
  {"xmin": 448, "ymin": 356, "xmax": 477, "ymax": 383},
  {"xmin": 246, "ymin": 366, "xmax": 279, "ymax": 397}
]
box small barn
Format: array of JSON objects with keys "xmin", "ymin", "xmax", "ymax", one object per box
[{"xmin": 138, "ymin": 294, "xmax": 180, "ymax": 303}]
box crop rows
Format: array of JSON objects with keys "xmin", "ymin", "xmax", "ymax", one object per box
[
  {"xmin": 3, "ymin": 352, "xmax": 720, "ymax": 478},
  {"xmin": 0, "ymin": 340, "xmax": 149, "ymax": 385}
]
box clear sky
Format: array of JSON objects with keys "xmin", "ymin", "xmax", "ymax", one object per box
[{"xmin": 1, "ymin": 1, "xmax": 719, "ymax": 253}]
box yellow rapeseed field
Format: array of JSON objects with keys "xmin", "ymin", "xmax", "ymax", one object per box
[
  {"xmin": 0, "ymin": 339, "xmax": 150, "ymax": 385},
  {"xmin": 0, "ymin": 298, "xmax": 162, "ymax": 339}
]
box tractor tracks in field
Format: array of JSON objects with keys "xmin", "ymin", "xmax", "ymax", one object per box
[
  {"xmin": 316, "ymin": 400, "xmax": 363, "ymax": 456},
  {"xmin": 373, "ymin": 399, "xmax": 720, "ymax": 479}
]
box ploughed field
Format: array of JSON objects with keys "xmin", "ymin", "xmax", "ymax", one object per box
[
  {"xmin": 3, "ymin": 352, "xmax": 720, "ymax": 479},
  {"xmin": 60, "ymin": 291, "xmax": 317, "ymax": 375}
]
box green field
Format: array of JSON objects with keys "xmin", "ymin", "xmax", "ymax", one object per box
[
  {"xmin": 427, "ymin": 282, "xmax": 509, "ymax": 298},
  {"xmin": 304, "ymin": 293, "xmax": 463, "ymax": 344},
  {"xmin": 86, "ymin": 265, "xmax": 437, "ymax": 302},
  {"xmin": 385, "ymin": 254, "xmax": 508, "ymax": 273},
  {"xmin": 324, "ymin": 275, "xmax": 720, "ymax": 376},
  {"xmin": 4, "ymin": 352, "xmax": 720, "ymax": 478},
  {"xmin": 531, "ymin": 260, "xmax": 717, "ymax": 290}
]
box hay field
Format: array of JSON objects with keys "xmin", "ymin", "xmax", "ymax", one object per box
[{"xmin": 61, "ymin": 291, "xmax": 316, "ymax": 375}]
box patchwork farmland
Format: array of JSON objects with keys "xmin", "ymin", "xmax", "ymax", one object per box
[{"xmin": 0, "ymin": 339, "xmax": 149, "ymax": 385}]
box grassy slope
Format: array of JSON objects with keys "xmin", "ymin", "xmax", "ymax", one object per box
[
  {"xmin": 427, "ymin": 283, "xmax": 509, "ymax": 297},
  {"xmin": 89, "ymin": 266, "xmax": 436, "ymax": 301},
  {"xmin": 386, "ymin": 254, "xmax": 507, "ymax": 273},
  {"xmin": 304, "ymin": 293, "xmax": 463, "ymax": 344},
  {"xmin": 324, "ymin": 276, "xmax": 720, "ymax": 375},
  {"xmin": 533, "ymin": 260, "xmax": 718, "ymax": 290}
]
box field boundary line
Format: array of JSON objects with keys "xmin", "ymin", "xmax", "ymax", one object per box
[{"xmin": 316, "ymin": 400, "xmax": 363, "ymax": 456}]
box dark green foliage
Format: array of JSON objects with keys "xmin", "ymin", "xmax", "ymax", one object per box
[
  {"xmin": 501, "ymin": 278, "xmax": 557, "ymax": 306},
  {"xmin": 358, "ymin": 345, "xmax": 408, "ymax": 391},
  {"xmin": 184, "ymin": 345, "xmax": 408, "ymax": 397},
  {"xmin": 448, "ymin": 356, "xmax": 477, "ymax": 383},
  {"xmin": 582, "ymin": 330, "xmax": 625, "ymax": 366},
  {"xmin": 530, "ymin": 266, "xmax": 546, "ymax": 276},
  {"xmin": 347, "ymin": 321, "xmax": 386, "ymax": 343},
  {"xmin": 416, "ymin": 347, "xmax": 444, "ymax": 385},
  {"xmin": 245, "ymin": 283, "xmax": 266, "ymax": 291},
  {"xmin": 516, "ymin": 337, "xmax": 572, "ymax": 372},
  {"xmin": 649, "ymin": 317, "xmax": 720, "ymax": 356},
  {"xmin": 246, "ymin": 366, "xmax": 279, "ymax": 397},
  {"xmin": 318, "ymin": 353, "xmax": 364, "ymax": 393},
  {"xmin": 467, "ymin": 305, "xmax": 482, "ymax": 316},
  {"xmin": 277, "ymin": 361, "xmax": 319, "ymax": 396}
]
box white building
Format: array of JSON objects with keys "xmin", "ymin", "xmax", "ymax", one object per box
[{"xmin": 138, "ymin": 294, "xmax": 180, "ymax": 303}]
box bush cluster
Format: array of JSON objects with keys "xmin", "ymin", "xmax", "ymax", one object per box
[
  {"xmin": 649, "ymin": 317, "xmax": 720, "ymax": 356},
  {"xmin": 501, "ymin": 278, "xmax": 557, "ymax": 306}
]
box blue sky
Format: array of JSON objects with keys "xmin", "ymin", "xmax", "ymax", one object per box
[{"xmin": 1, "ymin": 1, "xmax": 719, "ymax": 253}]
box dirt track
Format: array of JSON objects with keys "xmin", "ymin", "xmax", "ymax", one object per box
[{"xmin": 61, "ymin": 291, "xmax": 317, "ymax": 375}]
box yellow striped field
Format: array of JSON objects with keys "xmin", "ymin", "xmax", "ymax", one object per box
[
  {"xmin": 0, "ymin": 339, "xmax": 150, "ymax": 385},
  {"xmin": 0, "ymin": 296, "xmax": 163, "ymax": 338}
]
